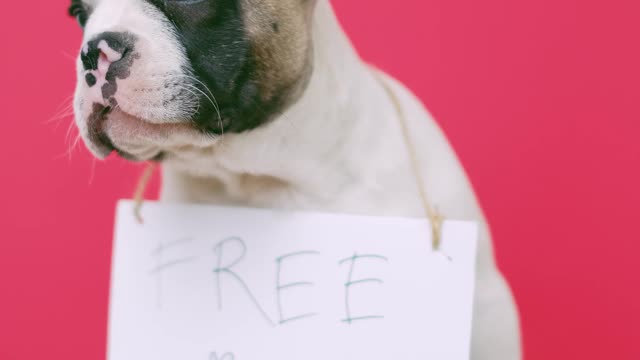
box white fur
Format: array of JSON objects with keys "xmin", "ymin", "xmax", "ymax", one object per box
[
  {"xmin": 160, "ymin": 3, "xmax": 522, "ymax": 359},
  {"xmin": 74, "ymin": 1, "xmax": 522, "ymax": 358}
]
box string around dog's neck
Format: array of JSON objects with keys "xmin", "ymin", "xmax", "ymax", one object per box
[
  {"xmin": 133, "ymin": 68, "xmax": 446, "ymax": 250},
  {"xmin": 370, "ymin": 67, "xmax": 445, "ymax": 251}
]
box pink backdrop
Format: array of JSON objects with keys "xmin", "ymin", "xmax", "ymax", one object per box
[{"xmin": 1, "ymin": 1, "xmax": 638, "ymax": 359}]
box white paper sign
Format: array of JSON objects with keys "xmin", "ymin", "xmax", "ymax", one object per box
[{"xmin": 109, "ymin": 200, "xmax": 478, "ymax": 360}]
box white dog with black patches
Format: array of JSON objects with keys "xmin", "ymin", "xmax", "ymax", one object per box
[{"xmin": 69, "ymin": 0, "xmax": 521, "ymax": 358}]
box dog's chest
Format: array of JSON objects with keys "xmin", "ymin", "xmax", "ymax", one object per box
[{"xmin": 162, "ymin": 151, "xmax": 424, "ymax": 218}]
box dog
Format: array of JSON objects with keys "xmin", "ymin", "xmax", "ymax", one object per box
[{"xmin": 69, "ymin": 1, "xmax": 521, "ymax": 358}]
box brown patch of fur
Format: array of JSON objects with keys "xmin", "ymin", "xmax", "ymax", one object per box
[{"xmin": 240, "ymin": 0, "xmax": 316, "ymax": 104}]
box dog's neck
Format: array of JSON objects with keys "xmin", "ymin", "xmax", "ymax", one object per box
[{"xmin": 163, "ymin": 2, "xmax": 402, "ymax": 205}]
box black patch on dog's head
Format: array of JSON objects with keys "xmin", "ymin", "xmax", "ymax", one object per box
[{"xmin": 146, "ymin": 0, "xmax": 315, "ymax": 134}]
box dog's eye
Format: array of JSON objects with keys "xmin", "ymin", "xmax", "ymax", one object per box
[{"xmin": 68, "ymin": 0, "xmax": 88, "ymax": 28}]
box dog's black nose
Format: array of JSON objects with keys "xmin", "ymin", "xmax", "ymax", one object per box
[{"xmin": 81, "ymin": 32, "xmax": 134, "ymax": 72}]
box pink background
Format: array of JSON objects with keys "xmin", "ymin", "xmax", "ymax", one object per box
[{"xmin": 1, "ymin": 1, "xmax": 638, "ymax": 359}]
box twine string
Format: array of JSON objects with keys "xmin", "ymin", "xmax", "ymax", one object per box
[
  {"xmin": 133, "ymin": 162, "xmax": 157, "ymax": 224},
  {"xmin": 371, "ymin": 67, "xmax": 445, "ymax": 250}
]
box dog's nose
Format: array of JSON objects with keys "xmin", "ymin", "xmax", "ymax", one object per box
[{"xmin": 81, "ymin": 32, "xmax": 132, "ymax": 74}]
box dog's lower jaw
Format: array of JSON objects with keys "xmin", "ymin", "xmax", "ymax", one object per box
[{"xmin": 159, "ymin": 2, "xmax": 522, "ymax": 359}]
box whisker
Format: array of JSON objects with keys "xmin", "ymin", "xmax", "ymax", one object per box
[
  {"xmin": 181, "ymin": 82, "xmax": 223, "ymax": 131},
  {"xmin": 166, "ymin": 73, "xmax": 224, "ymax": 134},
  {"xmin": 173, "ymin": 86, "xmax": 201, "ymax": 115},
  {"xmin": 46, "ymin": 95, "xmax": 75, "ymax": 125},
  {"xmin": 60, "ymin": 50, "xmax": 78, "ymax": 64},
  {"xmin": 88, "ymin": 157, "xmax": 97, "ymax": 185},
  {"xmin": 65, "ymin": 118, "xmax": 77, "ymax": 143}
]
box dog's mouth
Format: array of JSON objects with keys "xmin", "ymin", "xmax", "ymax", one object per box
[
  {"xmin": 84, "ymin": 103, "xmax": 215, "ymax": 162},
  {"xmin": 86, "ymin": 103, "xmax": 121, "ymax": 158},
  {"xmin": 86, "ymin": 104, "xmax": 148, "ymax": 161}
]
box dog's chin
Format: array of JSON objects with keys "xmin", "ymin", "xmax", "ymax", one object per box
[{"xmin": 83, "ymin": 107, "xmax": 218, "ymax": 162}]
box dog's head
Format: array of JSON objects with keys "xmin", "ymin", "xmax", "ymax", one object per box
[{"xmin": 69, "ymin": 0, "xmax": 316, "ymax": 161}]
